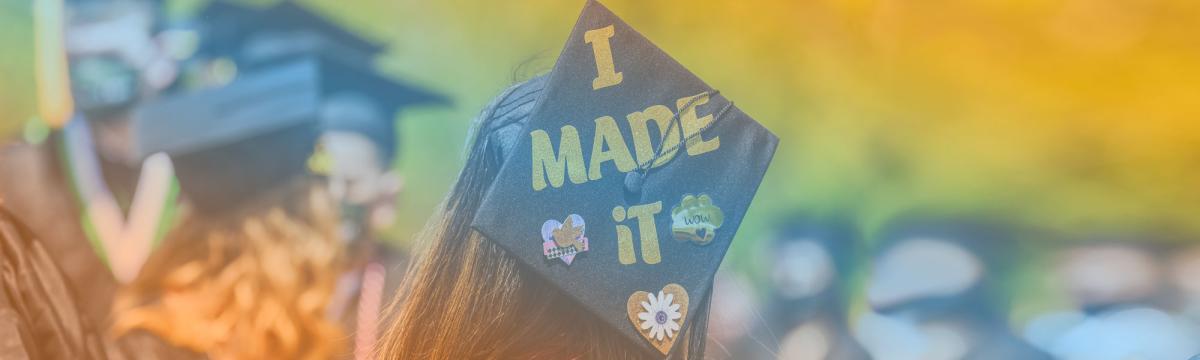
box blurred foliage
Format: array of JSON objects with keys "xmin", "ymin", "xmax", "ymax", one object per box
[{"xmin": 3, "ymin": 0, "xmax": 1200, "ymax": 320}]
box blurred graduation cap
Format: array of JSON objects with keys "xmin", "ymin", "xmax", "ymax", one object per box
[
  {"xmin": 134, "ymin": 59, "xmax": 321, "ymax": 214},
  {"xmin": 470, "ymin": 1, "xmax": 778, "ymax": 357},
  {"xmin": 311, "ymin": 53, "xmax": 448, "ymax": 165},
  {"xmin": 137, "ymin": 51, "xmax": 446, "ymax": 212},
  {"xmin": 866, "ymin": 216, "xmax": 1017, "ymax": 313},
  {"xmin": 194, "ymin": 1, "xmax": 448, "ymax": 163},
  {"xmin": 196, "ymin": 1, "xmax": 383, "ymax": 69}
]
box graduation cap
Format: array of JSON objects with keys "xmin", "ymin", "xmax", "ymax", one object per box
[
  {"xmin": 196, "ymin": 1, "xmax": 383, "ymax": 69},
  {"xmin": 311, "ymin": 53, "xmax": 450, "ymax": 165},
  {"xmin": 866, "ymin": 216, "xmax": 1018, "ymax": 314},
  {"xmin": 470, "ymin": 1, "xmax": 778, "ymax": 356},
  {"xmin": 134, "ymin": 59, "xmax": 320, "ymax": 214},
  {"xmin": 195, "ymin": 1, "xmax": 447, "ymax": 163}
]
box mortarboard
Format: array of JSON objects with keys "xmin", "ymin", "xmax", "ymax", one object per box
[
  {"xmin": 196, "ymin": 1, "xmax": 383, "ymax": 69},
  {"xmin": 874, "ymin": 217, "xmax": 1015, "ymax": 275},
  {"xmin": 866, "ymin": 216, "xmax": 1019, "ymax": 314},
  {"xmin": 470, "ymin": 1, "xmax": 778, "ymax": 357},
  {"xmin": 309, "ymin": 53, "xmax": 450, "ymax": 165},
  {"xmin": 133, "ymin": 59, "xmax": 320, "ymax": 214},
  {"xmin": 196, "ymin": 1, "xmax": 448, "ymax": 163}
]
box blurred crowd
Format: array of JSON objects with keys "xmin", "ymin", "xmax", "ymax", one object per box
[
  {"xmin": 706, "ymin": 216, "xmax": 1200, "ymax": 359},
  {"xmin": 2, "ymin": 0, "xmax": 1198, "ymax": 359}
]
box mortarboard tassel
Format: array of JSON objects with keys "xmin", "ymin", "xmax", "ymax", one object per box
[{"xmin": 624, "ymin": 90, "xmax": 733, "ymax": 202}]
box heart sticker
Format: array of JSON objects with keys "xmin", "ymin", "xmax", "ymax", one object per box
[
  {"xmin": 540, "ymin": 214, "xmax": 589, "ymax": 265},
  {"xmin": 626, "ymin": 283, "xmax": 689, "ymax": 355}
]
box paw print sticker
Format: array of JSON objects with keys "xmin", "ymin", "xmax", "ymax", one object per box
[{"xmin": 670, "ymin": 194, "xmax": 724, "ymax": 245}]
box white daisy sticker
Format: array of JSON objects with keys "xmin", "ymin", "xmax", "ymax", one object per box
[
  {"xmin": 638, "ymin": 290, "xmax": 683, "ymax": 341},
  {"xmin": 626, "ymin": 283, "xmax": 690, "ymax": 355}
]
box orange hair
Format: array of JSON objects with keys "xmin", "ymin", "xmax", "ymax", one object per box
[{"xmin": 113, "ymin": 179, "xmax": 345, "ymax": 359}]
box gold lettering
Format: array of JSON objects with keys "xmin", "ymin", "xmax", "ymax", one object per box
[
  {"xmin": 627, "ymin": 201, "xmax": 663, "ymax": 264},
  {"xmin": 588, "ymin": 116, "xmax": 637, "ymax": 180},
  {"xmin": 677, "ymin": 93, "xmax": 720, "ymax": 156},
  {"xmin": 531, "ymin": 126, "xmax": 588, "ymax": 191},
  {"xmin": 583, "ymin": 25, "xmax": 623, "ymax": 90},
  {"xmin": 626, "ymin": 105, "xmax": 681, "ymax": 168},
  {"xmin": 613, "ymin": 206, "xmax": 636, "ymax": 265}
]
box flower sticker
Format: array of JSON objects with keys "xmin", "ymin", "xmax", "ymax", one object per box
[
  {"xmin": 670, "ymin": 193, "xmax": 725, "ymax": 245},
  {"xmin": 638, "ymin": 290, "xmax": 682, "ymax": 341},
  {"xmin": 541, "ymin": 214, "xmax": 589, "ymax": 265},
  {"xmin": 626, "ymin": 283, "xmax": 690, "ymax": 355}
]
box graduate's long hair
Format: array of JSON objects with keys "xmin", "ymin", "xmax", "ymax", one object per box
[
  {"xmin": 112, "ymin": 178, "xmax": 345, "ymax": 360},
  {"xmin": 377, "ymin": 75, "xmax": 708, "ymax": 359}
]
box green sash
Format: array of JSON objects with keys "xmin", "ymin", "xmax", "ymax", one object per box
[{"xmin": 60, "ymin": 118, "xmax": 178, "ymax": 282}]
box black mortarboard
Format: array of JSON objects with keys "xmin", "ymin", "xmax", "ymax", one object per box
[
  {"xmin": 874, "ymin": 216, "xmax": 1015, "ymax": 274},
  {"xmin": 196, "ymin": 1, "xmax": 383, "ymax": 68},
  {"xmin": 196, "ymin": 1, "xmax": 448, "ymax": 163},
  {"xmin": 310, "ymin": 53, "xmax": 450, "ymax": 165},
  {"xmin": 867, "ymin": 215, "xmax": 1019, "ymax": 318},
  {"xmin": 134, "ymin": 59, "xmax": 320, "ymax": 214},
  {"xmin": 470, "ymin": 1, "xmax": 778, "ymax": 357}
]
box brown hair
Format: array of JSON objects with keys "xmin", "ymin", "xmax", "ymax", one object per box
[
  {"xmin": 377, "ymin": 77, "xmax": 708, "ymax": 359},
  {"xmin": 112, "ymin": 179, "xmax": 345, "ymax": 359}
]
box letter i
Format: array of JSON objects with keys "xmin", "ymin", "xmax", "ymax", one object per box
[
  {"xmin": 613, "ymin": 206, "xmax": 636, "ymax": 265},
  {"xmin": 584, "ymin": 25, "xmax": 623, "ymax": 90}
]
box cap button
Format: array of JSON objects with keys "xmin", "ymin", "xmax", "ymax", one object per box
[{"xmin": 623, "ymin": 171, "xmax": 644, "ymax": 200}]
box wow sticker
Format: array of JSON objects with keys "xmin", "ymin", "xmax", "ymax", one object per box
[{"xmin": 670, "ymin": 194, "xmax": 724, "ymax": 245}]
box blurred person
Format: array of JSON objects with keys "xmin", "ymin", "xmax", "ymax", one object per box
[
  {"xmin": 855, "ymin": 217, "xmax": 1050, "ymax": 360},
  {"xmin": 316, "ymin": 88, "xmax": 444, "ymax": 359},
  {"xmin": 317, "ymin": 92, "xmax": 410, "ymax": 360},
  {"xmin": 0, "ymin": 0, "xmax": 180, "ymax": 326},
  {"xmin": 187, "ymin": 0, "xmax": 445, "ymax": 255},
  {"xmin": 111, "ymin": 60, "xmax": 345, "ymax": 359},
  {"xmin": 757, "ymin": 217, "xmax": 869, "ymax": 360},
  {"xmin": 1024, "ymin": 240, "xmax": 1199, "ymax": 360},
  {"xmin": 378, "ymin": 2, "xmax": 779, "ymax": 358},
  {"xmin": 184, "ymin": 3, "xmax": 449, "ymax": 357}
]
